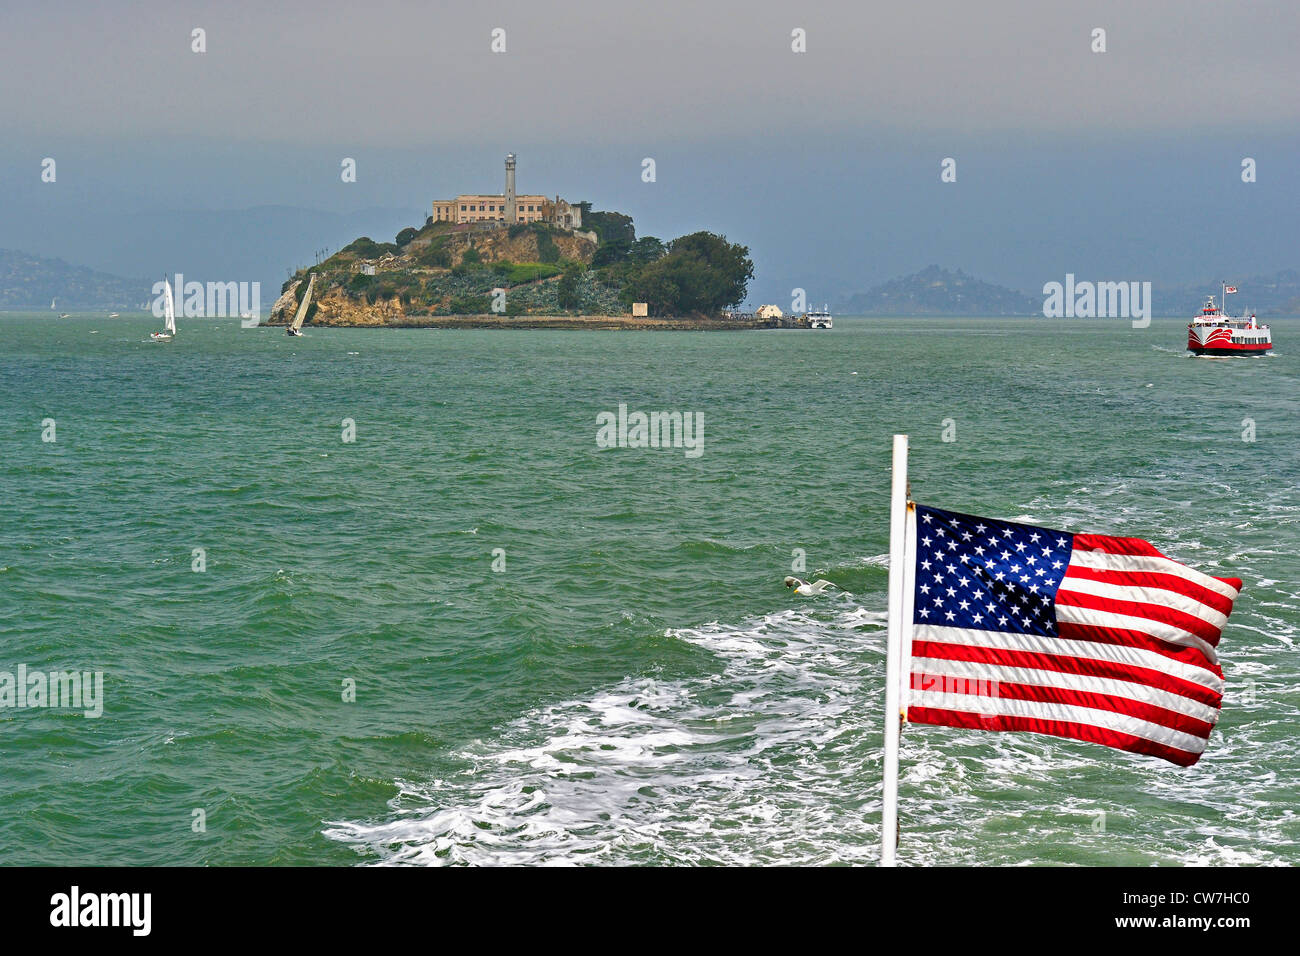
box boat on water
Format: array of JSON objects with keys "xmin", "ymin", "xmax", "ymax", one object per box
[
  {"xmin": 287, "ymin": 272, "xmax": 315, "ymax": 337},
  {"xmin": 805, "ymin": 307, "xmax": 833, "ymax": 329},
  {"xmin": 151, "ymin": 275, "xmax": 177, "ymax": 341},
  {"xmin": 1187, "ymin": 283, "xmax": 1271, "ymax": 356}
]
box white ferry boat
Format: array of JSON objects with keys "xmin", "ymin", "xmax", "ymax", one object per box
[
  {"xmin": 804, "ymin": 307, "xmax": 832, "ymax": 329},
  {"xmin": 1187, "ymin": 283, "xmax": 1271, "ymax": 356}
]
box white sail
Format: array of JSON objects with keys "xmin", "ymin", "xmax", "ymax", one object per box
[
  {"xmin": 50, "ymin": 297, "xmax": 56, "ymax": 310},
  {"xmin": 163, "ymin": 277, "xmax": 177, "ymax": 334},
  {"xmin": 291, "ymin": 273, "xmax": 316, "ymax": 332}
]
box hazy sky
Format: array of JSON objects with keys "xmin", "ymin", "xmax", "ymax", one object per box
[{"xmin": 3, "ymin": 0, "xmax": 1298, "ymax": 304}]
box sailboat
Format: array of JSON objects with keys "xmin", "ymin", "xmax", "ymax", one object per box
[
  {"xmin": 151, "ymin": 275, "xmax": 177, "ymax": 341},
  {"xmin": 50, "ymin": 297, "xmax": 56, "ymax": 310},
  {"xmin": 287, "ymin": 272, "xmax": 315, "ymax": 337}
]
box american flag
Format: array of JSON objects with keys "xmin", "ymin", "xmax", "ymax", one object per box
[{"xmin": 906, "ymin": 505, "xmax": 1240, "ymax": 766}]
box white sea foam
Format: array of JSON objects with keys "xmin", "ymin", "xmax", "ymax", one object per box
[
  {"xmin": 325, "ymin": 607, "xmax": 891, "ymax": 865},
  {"xmin": 327, "ymin": 586, "xmax": 1295, "ymax": 866}
]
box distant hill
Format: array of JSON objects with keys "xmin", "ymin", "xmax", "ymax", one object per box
[
  {"xmin": 1155, "ymin": 270, "xmax": 1300, "ymax": 317},
  {"xmin": 837, "ymin": 265, "xmax": 1038, "ymax": 316},
  {"xmin": 836, "ymin": 265, "xmax": 1300, "ymax": 317},
  {"xmin": 0, "ymin": 249, "xmax": 150, "ymax": 310}
]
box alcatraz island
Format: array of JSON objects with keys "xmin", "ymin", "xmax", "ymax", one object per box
[{"xmin": 268, "ymin": 153, "xmax": 757, "ymax": 330}]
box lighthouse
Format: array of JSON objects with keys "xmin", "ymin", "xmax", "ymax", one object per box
[{"xmin": 504, "ymin": 153, "xmax": 517, "ymax": 222}]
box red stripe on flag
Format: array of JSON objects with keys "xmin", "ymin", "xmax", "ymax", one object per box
[
  {"xmin": 1060, "ymin": 563, "xmax": 1236, "ymax": 616},
  {"xmin": 1054, "ymin": 621, "xmax": 1224, "ymax": 681},
  {"xmin": 1071, "ymin": 534, "xmax": 1242, "ymax": 593},
  {"xmin": 1054, "ymin": 588, "xmax": 1225, "ymax": 646},
  {"xmin": 1072, "ymin": 533, "xmax": 1166, "ymax": 558},
  {"xmin": 909, "ymin": 672, "xmax": 1216, "ymax": 739},
  {"xmin": 907, "ymin": 707, "xmax": 1205, "ymax": 766},
  {"xmin": 912, "ymin": 639, "xmax": 1222, "ymax": 708}
]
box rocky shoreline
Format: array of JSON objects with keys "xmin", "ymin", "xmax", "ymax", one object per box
[
  {"xmin": 268, "ymin": 278, "xmax": 761, "ymax": 329},
  {"xmin": 265, "ymin": 310, "xmax": 763, "ymax": 331}
]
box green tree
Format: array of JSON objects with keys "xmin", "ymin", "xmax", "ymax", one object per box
[
  {"xmin": 556, "ymin": 263, "xmax": 585, "ymax": 311},
  {"xmin": 396, "ymin": 227, "xmax": 418, "ymax": 246},
  {"xmin": 665, "ymin": 232, "xmax": 753, "ymax": 310},
  {"xmin": 584, "ymin": 210, "xmax": 635, "ymax": 247},
  {"xmin": 592, "ymin": 239, "xmax": 631, "ymax": 268},
  {"xmin": 625, "ymin": 232, "xmax": 752, "ymax": 316},
  {"xmin": 534, "ymin": 227, "xmax": 560, "ymax": 264},
  {"xmin": 341, "ymin": 237, "xmax": 400, "ymax": 258},
  {"xmin": 630, "ymin": 236, "xmax": 666, "ymax": 265}
]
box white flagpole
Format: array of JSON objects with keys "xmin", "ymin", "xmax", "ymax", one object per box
[{"xmin": 882, "ymin": 433, "xmax": 908, "ymax": 866}]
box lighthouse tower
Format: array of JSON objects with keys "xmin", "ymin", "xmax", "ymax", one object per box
[{"xmin": 504, "ymin": 153, "xmax": 517, "ymax": 222}]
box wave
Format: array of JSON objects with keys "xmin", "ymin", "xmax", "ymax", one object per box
[
  {"xmin": 325, "ymin": 588, "xmax": 1295, "ymax": 866},
  {"xmin": 324, "ymin": 606, "xmax": 889, "ymax": 865}
]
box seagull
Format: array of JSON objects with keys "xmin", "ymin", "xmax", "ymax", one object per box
[{"xmin": 784, "ymin": 576, "xmax": 838, "ymax": 596}]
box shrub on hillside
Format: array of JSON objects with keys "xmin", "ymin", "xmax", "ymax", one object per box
[
  {"xmin": 534, "ymin": 227, "xmax": 560, "ymax": 264},
  {"xmin": 416, "ymin": 241, "xmax": 451, "ymax": 268},
  {"xmin": 556, "ymin": 262, "xmax": 585, "ymax": 311},
  {"xmin": 503, "ymin": 262, "xmax": 562, "ymax": 284},
  {"xmin": 341, "ymin": 237, "xmax": 400, "ymax": 259},
  {"xmin": 448, "ymin": 294, "xmax": 491, "ymax": 314}
]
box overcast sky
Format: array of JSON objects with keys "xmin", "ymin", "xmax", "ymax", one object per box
[{"xmin": 3, "ymin": 0, "xmax": 1298, "ymax": 303}]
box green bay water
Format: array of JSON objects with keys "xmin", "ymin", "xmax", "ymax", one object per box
[{"xmin": 1, "ymin": 314, "xmax": 1296, "ymax": 866}]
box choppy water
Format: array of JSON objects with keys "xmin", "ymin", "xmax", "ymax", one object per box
[{"xmin": 1, "ymin": 314, "xmax": 1296, "ymax": 866}]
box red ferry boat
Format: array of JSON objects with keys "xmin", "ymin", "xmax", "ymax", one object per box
[{"xmin": 1187, "ymin": 283, "xmax": 1272, "ymax": 356}]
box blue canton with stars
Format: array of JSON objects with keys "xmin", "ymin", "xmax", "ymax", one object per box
[{"xmin": 913, "ymin": 505, "xmax": 1075, "ymax": 636}]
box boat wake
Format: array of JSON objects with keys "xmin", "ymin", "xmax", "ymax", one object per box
[
  {"xmin": 324, "ymin": 606, "xmax": 890, "ymax": 865},
  {"xmin": 326, "ymin": 558, "xmax": 1295, "ymax": 866}
]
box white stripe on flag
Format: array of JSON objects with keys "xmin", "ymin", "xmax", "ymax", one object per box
[
  {"xmin": 911, "ymin": 654, "xmax": 1221, "ymax": 725},
  {"xmin": 1056, "ymin": 576, "xmax": 1229, "ymax": 630},
  {"xmin": 909, "ymin": 688, "xmax": 1209, "ymax": 755},
  {"xmin": 1054, "ymin": 603, "xmax": 1219, "ymax": 664},
  {"xmin": 1069, "ymin": 549, "xmax": 1239, "ymax": 599},
  {"xmin": 913, "ymin": 624, "xmax": 1224, "ymax": 694}
]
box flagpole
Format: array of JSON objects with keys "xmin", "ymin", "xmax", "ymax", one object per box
[{"xmin": 882, "ymin": 433, "xmax": 908, "ymax": 866}]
